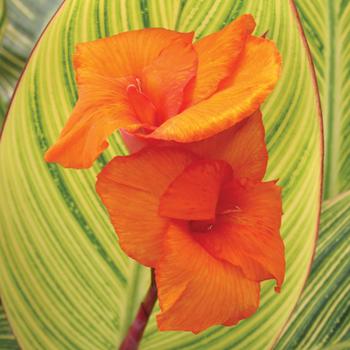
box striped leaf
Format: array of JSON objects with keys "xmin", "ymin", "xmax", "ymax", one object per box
[
  {"xmin": 0, "ymin": 1, "xmax": 322, "ymax": 349},
  {"xmin": 0, "ymin": 2, "xmax": 60, "ymax": 348},
  {"xmin": 0, "ymin": 95, "xmax": 5, "ymax": 121},
  {"xmin": 0, "ymin": 0, "xmax": 6, "ymax": 42},
  {"xmin": 0, "ymin": 0, "xmax": 7, "ymax": 125},
  {"xmin": 275, "ymin": 191, "xmax": 350, "ymax": 349},
  {"xmin": 324, "ymin": 342, "xmax": 350, "ymax": 350},
  {"xmin": 0, "ymin": 0, "xmax": 61, "ymax": 123},
  {"xmin": 0, "ymin": 304, "xmax": 19, "ymax": 350},
  {"xmin": 295, "ymin": 0, "xmax": 350, "ymax": 199}
]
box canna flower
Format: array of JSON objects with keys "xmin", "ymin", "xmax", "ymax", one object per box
[
  {"xmin": 45, "ymin": 15, "xmax": 281, "ymax": 168},
  {"xmin": 96, "ymin": 111, "xmax": 285, "ymax": 333}
]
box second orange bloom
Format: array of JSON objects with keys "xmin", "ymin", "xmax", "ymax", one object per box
[{"xmin": 96, "ymin": 111, "xmax": 285, "ymax": 333}]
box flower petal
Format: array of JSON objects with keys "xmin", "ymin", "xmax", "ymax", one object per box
[
  {"xmin": 184, "ymin": 14, "xmax": 255, "ymax": 106},
  {"xmin": 126, "ymin": 84, "xmax": 157, "ymax": 126},
  {"xmin": 156, "ymin": 223, "xmax": 260, "ymax": 333},
  {"xmin": 46, "ymin": 28, "xmax": 194, "ymax": 168},
  {"xmin": 194, "ymin": 179, "xmax": 285, "ymax": 291},
  {"xmin": 96, "ymin": 147, "xmax": 197, "ymax": 266},
  {"xmin": 159, "ymin": 160, "xmax": 232, "ymax": 221},
  {"xmin": 73, "ymin": 28, "xmax": 194, "ymax": 79},
  {"xmin": 148, "ymin": 35, "xmax": 281, "ymax": 142},
  {"xmin": 45, "ymin": 75, "xmax": 138, "ymax": 168},
  {"xmin": 186, "ymin": 110, "xmax": 268, "ymax": 181},
  {"xmin": 142, "ymin": 37, "xmax": 197, "ymax": 123}
]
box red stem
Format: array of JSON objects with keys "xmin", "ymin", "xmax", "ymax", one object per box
[{"xmin": 119, "ymin": 269, "xmax": 157, "ymax": 350}]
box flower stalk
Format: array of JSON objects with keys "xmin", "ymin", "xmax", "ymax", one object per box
[{"xmin": 119, "ymin": 269, "xmax": 157, "ymax": 350}]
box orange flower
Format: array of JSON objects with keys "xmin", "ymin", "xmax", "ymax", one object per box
[
  {"xmin": 96, "ymin": 112, "xmax": 285, "ymax": 333},
  {"xmin": 45, "ymin": 15, "xmax": 281, "ymax": 168}
]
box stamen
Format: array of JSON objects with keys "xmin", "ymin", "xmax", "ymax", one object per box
[
  {"xmin": 189, "ymin": 220, "xmax": 215, "ymax": 233},
  {"xmin": 126, "ymin": 83, "xmax": 157, "ymax": 126},
  {"xmin": 218, "ymin": 206, "xmax": 241, "ymax": 216},
  {"xmin": 135, "ymin": 78, "xmax": 142, "ymax": 92}
]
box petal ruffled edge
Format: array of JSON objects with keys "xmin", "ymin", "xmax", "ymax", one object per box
[
  {"xmin": 96, "ymin": 147, "xmax": 197, "ymax": 266},
  {"xmin": 147, "ymin": 35, "xmax": 281, "ymax": 143},
  {"xmin": 195, "ymin": 179, "xmax": 285, "ymax": 291},
  {"xmin": 184, "ymin": 14, "xmax": 255, "ymax": 106},
  {"xmin": 186, "ymin": 110, "xmax": 268, "ymax": 181},
  {"xmin": 73, "ymin": 28, "xmax": 194, "ymax": 80},
  {"xmin": 156, "ymin": 223, "xmax": 260, "ymax": 333},
  {"xmin": 45, "ymin": 75, "xmax": 139, "ymax": 168}
]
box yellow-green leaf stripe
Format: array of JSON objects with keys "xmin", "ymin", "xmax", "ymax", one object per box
[
  {"xmin": 0, "ymin": 303, "xmax": 19, "ymax": 350},
  {"xmin": 0, "ymin": 0, "xmax": 60, "ymax": 123},
  {"xmin": 295, "ymin": 0, "xmax": 350, "ymax": 199},
  {"xmin": 0, "ymin": 0, "xmax": 6, "ymax": 42},
  {"xmin": 276, "ymin": 191, "xmax": 350, "ymax": 349}
]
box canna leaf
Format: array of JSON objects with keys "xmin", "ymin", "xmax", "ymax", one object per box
[
  {"xmin": 294, "ymin": 0, "xmax": 350, "ymax": 199},
  {"xmin": 275, "ymin": 191, "xmax": 350, "ymax": 350},
  {"xmin": 0, "ymin": 303, "xmax": 19, "ymax": 350},
  {"xmin": 0, "ymin": 0, "xmax": 61, "ymax": 123},
  {"xmin": 0, "ymin": 1, "xmax": 60, "ymax": 348},
  {"xmin": 0, "ymin": 1, "xmax": 322, "ymax": 349},
  {"xmin": 0, "ymin": 0, "xmax": 6, "ymax": 42}
]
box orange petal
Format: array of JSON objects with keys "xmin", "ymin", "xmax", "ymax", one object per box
[
  {"xmin": 148, "ymin": 35, "xmax": 281, "ymax": 142},
  {"xmin": 142, "ymin": 37, "xmax": 197, "ymax": 123},
  {"xmin": 159, "ymin": 160, "xmax": 232, "ymax": 221},
  {"xmin": 73, "ymin": 28, "xmax": 194, "ymax": 80},
  {"xmin": 194, "ymin": 179, "xmax": 285, "ymax": 291},
  {"xmin": 46, "ymin": 29, "xmax": 194, "ymax": 168},
  {"xmin": 119, "ymin": 129, "xmax": 148, "ymax": 154},
  {"xmin": 45, "ymin": 75, "xmax": 138, "ymax": 168},
  {"xmin": 131, "ymin": 111, "xmax": 268, "ymax": 180},
  {"xmin": 184, "ymin": 14, "xmax": 255, "ymax": 106},
  {"xmin": 156, "ymin": 223, "xmax": 260, "ymax": 333},
  {"xmin": 186, "ymin": 110, "xmax": 268, "ymax": 181},
  {"xmin": 96, "ymin": 147, "xmax": 197, "ymax": 266},
  {"xmin": 127, "ymin": 83, "xmax": 157, "ymax": 125}
]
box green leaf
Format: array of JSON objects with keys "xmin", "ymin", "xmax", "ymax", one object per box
[
  {"xmin": 0, "ymin": 0, "xmax": 6, "ymax": 42},
  {"xmin": 275, "ymin": 191, "xmax": 350, "ymax": 350},
  {"xmin": 0, "ymin": 1, "xmax": 60, "ymax": 348},
  {"xmin": 294, "ymin": 0, "xmax": 350, "ymax": 199},
  {"xmin": 0, "ymin": 95, "xmax": 5, "ymax": 122},
  {"xmin": 323, "ymin": 342, "xmax": 350, "ymax": 350},
  {"xmin": 0, "ymin": 1, "xmax": 323, "ymax": 349},
  {"xmin": 0, "ymin": 303, "xmax": 19, "ymax": 350},
  {"xmin": 0, "ymin": 0, "xmax": 61, "ymax": 123}
]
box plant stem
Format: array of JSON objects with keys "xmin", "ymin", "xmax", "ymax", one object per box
[{"xmin": 119, "ymin": 269, "xmax": 157, "ymax": 350}]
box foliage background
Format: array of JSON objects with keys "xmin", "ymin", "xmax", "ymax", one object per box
[{"xmin": 0, "ymin": 0, "xmax": 349, "ymax": 349}]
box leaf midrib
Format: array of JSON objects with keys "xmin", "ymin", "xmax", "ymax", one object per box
[{"xmin": 324, "ymin": 0, "xmax": 341, "ymax": 199}]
